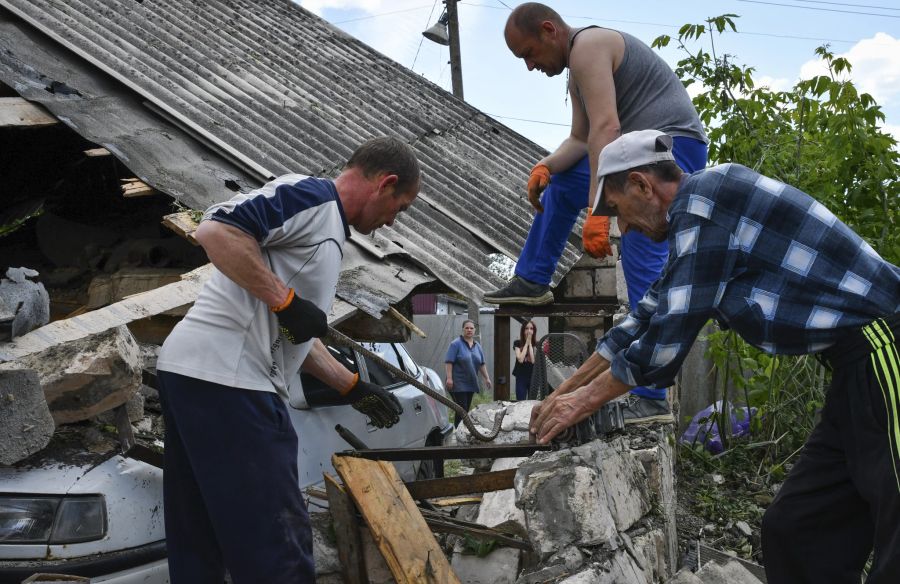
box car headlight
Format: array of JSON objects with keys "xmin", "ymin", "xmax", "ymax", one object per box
[{"xmin": 0, "ymin": 496, "xmax": 106, "ymax": 544}]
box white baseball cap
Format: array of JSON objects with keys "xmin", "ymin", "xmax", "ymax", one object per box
[{"xmin": 592, "ymin": 130, "xmax": 675, "ymax": 216}]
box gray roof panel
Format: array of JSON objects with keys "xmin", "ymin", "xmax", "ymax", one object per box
[{"xmin": 0, "ymin": 0, "xmax": 581, "ymax": 299}]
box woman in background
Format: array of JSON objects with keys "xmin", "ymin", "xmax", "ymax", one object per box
[
  {"xmin": 445, "ymin": 320, "xmax": 492, "ymax": 426},
  {"xmin": 513, "ymin": 320, "xmax": 537, "ymax": 401}
]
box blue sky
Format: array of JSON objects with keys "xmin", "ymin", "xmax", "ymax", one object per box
[{"xmin": 297, "ymin": 0, "xmax": 900, "ymax": 152}]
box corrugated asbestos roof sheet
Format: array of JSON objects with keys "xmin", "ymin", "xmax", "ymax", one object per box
[{"xmin": 0, "ymin": 0, "xmax": 582, "ymax": 301}]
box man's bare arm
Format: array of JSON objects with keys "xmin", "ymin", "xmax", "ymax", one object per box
[
  {"xmin": 300, "ymin": 339, "xmax": 356, "ymax": 392},
  {"xmin": 532, "ymin": 369, "xmax": 632, "ymax": 443},
  {"xmin": 194, "ymin": 220, "xmax": 290, "ymax": 307},
  {"xmin": 555, "ymin": 352, "xmax": 610, "ymax": 395},
  {"xmin": 569, "ymin": 31, "xmax": 623, "ymax": 208}
]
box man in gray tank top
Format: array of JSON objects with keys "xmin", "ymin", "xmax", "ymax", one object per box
[{"xmin": 485, "ymin": 2, "xmax": 708, "ymax": 424}]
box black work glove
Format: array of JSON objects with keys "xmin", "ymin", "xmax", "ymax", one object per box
[
  {"xmin": 346, "ymin": 379, "xmax": 403, "ymax": 429},
  {"xmin": 271, "ymin": 289, "xmax": 327, "ymax": 344}
]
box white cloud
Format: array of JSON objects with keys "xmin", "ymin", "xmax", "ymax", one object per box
[
  {"xmin": 296, "ymin": 0, "xmax": 385, "ymax": 16},
  {"xmin": 755, "ymin": 75, "xmax": 792, "ymax": 93},
  {"xmin": 882, "ymin": 123, "xmax": 900, "ymax": 146},
  {"xmin": 798, "ymin": 33, "xmax": 900, "ymax": 107}
]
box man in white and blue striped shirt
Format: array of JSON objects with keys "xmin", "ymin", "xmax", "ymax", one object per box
[
  {"xmin": 532, "ymin": 130, "xmax": 900, "ymax": 583},
  {"xmin": 156, "ymin": 137, "xmax": 420, "ymax": 583}
]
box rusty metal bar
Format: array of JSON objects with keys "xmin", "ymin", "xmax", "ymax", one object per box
[{"xmin": 405, "ymin": 469, "xmax": 517, "ymax": 499}]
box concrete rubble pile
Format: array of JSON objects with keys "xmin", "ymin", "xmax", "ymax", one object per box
[
  {"xmin": 446, "ymin": 400, "xmax": 763, "ymax": 584},
  {"xmin": 0, "ymin": 267, "xmax": 146, "ymax": 464}
]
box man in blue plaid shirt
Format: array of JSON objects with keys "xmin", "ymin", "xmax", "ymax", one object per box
[{"xmin": 532, "ymin": 130, "xmax": 900, "ymax": 583}]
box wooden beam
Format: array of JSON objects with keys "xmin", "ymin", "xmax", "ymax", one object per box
[
  {"xmin": 83, "ymin": 147, "xmax": 111, "ymax": 157},
  {"xmin": 429, "ymin": 496, "xmax": 482, "ymax": 507},
  {"xmin": 161, "ymin": 211, "xmax": 200, "ymax": 245},
  {"xmin": 121, "ymin": 179, "xmax": 156, "ymax": 198},
  {"xmin": 405, "ymin": 469, "xmax": 516, "ymax": 500},
  {"xmin": 0, "ymin": 97, "xmax": 57, "ymax": 127},
  {"xmin": 493, "ymin": 314, "xmax": 510, "ymax": 400},
  {"xmin": 324, "ymin": 474, "xmax": 368, "ymax": 584},
  {"xmin": 333, "ymin": 455, "xmax": 459, "ymax": 584},
  {"xmin": 389, "ymin": 306, "xmax": 426, "ymax": 338}
]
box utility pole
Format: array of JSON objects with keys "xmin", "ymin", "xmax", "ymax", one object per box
[{"xmin": 446, "ymin": 0, "xmax": 464, "ymax": 99}]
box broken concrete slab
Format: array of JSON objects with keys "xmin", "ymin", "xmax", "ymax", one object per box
[
  {"xmin": 450, "ymin": 457, "xmax": 528, "ymax": 584},
  {"xmin": 515, "ymin": 436, "xmax": 653, "ymax": 559},
  {"xmin": 516, "ymin": 451, "xmax": 617, "ymax": 558},
  {"xmin": 456, "ymin": 401, "xmax": 534, "ymax": 470},
  {"xmin": 452, "ymin": 548, "xmax": 521, "ymax": 584},
  {"xmin": 558, "ymin": 550, "xmax": 647, "ymax": 584},
  {"xmin": 0, "ymin": 368, "xmax": 54, "ymax": 464},
  {"xmin": 0, "ymin": 267, "xmax": 49, "ymax": 341},
  {"xmin": 574, "ymin": 437, "xmax": 651, "ymax": 533},
  {"xmin": 633, "ymin": 432, "xmax": 677, "ymax": 572},
  {"xmin": 696, "ymin": 560, "xmax": 763, "ymax": 584},
  {"xmin": 1, "ymin": 325, "xmax": 142, "ymax": 425},
  {"xmin": 666, "ymin": 568, "xmax": 704, "ymax": 584}
]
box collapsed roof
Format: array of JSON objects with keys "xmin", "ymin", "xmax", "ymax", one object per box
[{"xmin": 0, "ymin": 0, "xmax": 583, "ymax": 325}]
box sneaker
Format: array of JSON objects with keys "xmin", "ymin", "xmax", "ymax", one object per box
[
  {"xmin": 483, "ymin": 276, "xmax": 554, "ymax": 306},
  {"xmin": 621, "ymin": 395, "xmax": 674, "ymax": 425}
]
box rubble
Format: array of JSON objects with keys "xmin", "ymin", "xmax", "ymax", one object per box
[
  {"xmin": 0, "ymin": 267, "xmax": 49, "ymax": 341},
  {"xmin": 0, "ymin": 325, "xmax": 142, "ymax": 424},
  {"xmin": 0, "ymin": 368, "xmax": 55, "ymax": 464}
]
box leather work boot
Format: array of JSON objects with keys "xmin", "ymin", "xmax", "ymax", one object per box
[{"xmin": 483, "ymin": 276, "xmax": 554, "ymax": 306}]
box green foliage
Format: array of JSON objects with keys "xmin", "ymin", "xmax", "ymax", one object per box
[
  {"xmin": 656, "ymin": 15, "xmax": 894, "ymax": 492},
  {"xmin": 461, "ymin": 534, "xmax": 499, "ymax": 557},
  {"xmin": 701, "ymin": 326, "xmax": 827, "ymax": 479},
  {"xmin": 0, "ymin": 203, "xmax": 44, "ymax": 237},
  {"xmin": 653, "ymin": 14, "xmax": 900, "ymax": 264}
]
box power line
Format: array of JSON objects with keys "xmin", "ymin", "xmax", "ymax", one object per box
[
  {"xmin": 736, "ymin": 0, "xmax": 900, "ymax": 18},
  {"xmin": 412, "ymin": 0, "xmax": 441, "ymax": 70},
  {"xmin": 781, "ymin": 0, "xmax": 900, "ymax": 10},
  {"xmin": 484, "ymin": 113, "xmax": 569, "ymax": 126},
  {"xmin": 492, "ymin": 0, "xmax": 513, "ymax": 9},
  {"xmin": 331, "ymin": 4, "xmax": 433, "ymax": 24},
  {"xmin": 458, "ymin": 1, "xmax": 885, "ymax": 45}
]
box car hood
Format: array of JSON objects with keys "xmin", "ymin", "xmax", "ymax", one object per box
[{"xmin": 0, "ymin": 453, "xmax": 165, "ymax": 560}]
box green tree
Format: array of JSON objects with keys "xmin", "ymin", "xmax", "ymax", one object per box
[{"xmin": 653, "ymin": 15, "xmax": 900, "ymax": 263}]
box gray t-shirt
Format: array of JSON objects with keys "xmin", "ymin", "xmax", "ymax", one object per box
[{"xmin": 572, "ymin": 27, "xmax": 708, "ymax": 143}]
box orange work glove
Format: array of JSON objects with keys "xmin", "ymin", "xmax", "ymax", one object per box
[
  {"xmin": 582, "ymin": 212, "xmax": 612, "ymax": 258},
  {"xmin": 526, "ymin": 163, "xmax": 551, "ymax": 213}
]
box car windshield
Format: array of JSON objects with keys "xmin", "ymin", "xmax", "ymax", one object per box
[{"xmin": 359, "ymin": 342, "xmax": 406, "ymax": 388}]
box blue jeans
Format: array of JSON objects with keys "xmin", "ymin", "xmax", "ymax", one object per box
[
  {"xmin": 514, "ymin": 136, "xmax": 708, "ymax": 399},
  {"xmin": 157, "ymin": 371, "xmax": 315, "ymax": 584}
]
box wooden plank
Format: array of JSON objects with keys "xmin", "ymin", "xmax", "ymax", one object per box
[
  {"xmin": 324, "ymin": 474, "xmax": 368, "ymax": 584},
  {"xmin": 429, "ymin": 496, "xmax": 482, "ymax": 507},
  {"xmin": 0, "ymin": 265, "xmax": 212, "ymax": 363},
  {"xmin": 0, "ymin": 97, "xmax": 57, "ymax": 127},
  {"xmin": 121, "ymin": 180, "xmax": 156, "ymax": 198},
  {"xmin": 333, "ymin": 455, "xmax": 459, "ymax": 584},
  {"xmin": 83, "ymin": 147, "xmax": 110, "ymax": 157},
  {"xmin": 389, "ymin": 306, "xmax": 426, "ymax": 338},
  {"xmin": 405, "ymin": 469, "xmax": 516, "ymax": 500},
  {"xmin": 161, "ymin": 211, "xmax": 200, "ymax": 245},
  {"xmin": 493, "ymin": 314, "xmax": 510, "ymax": 400}
]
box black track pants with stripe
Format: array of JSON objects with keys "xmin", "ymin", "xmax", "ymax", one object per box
[{"xmin": 762, "ymin": 315, "xmax": 900, "ymax": 584}]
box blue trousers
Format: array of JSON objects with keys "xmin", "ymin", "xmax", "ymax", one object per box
[
  {"xmin": 515, "ymin": 374, "xmax": 531, "ymax": 401},
  {"xmin": 515, "ymin": 136, "xmax": 708, "ymax": 399},
  {"xmin": 157, "ymin": 371, "xmax": 315, "ymax": 584}
]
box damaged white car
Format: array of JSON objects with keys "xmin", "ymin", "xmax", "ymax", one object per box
[{"xmin": 0, "ymin": 341, "xmax": 451, "ymax": 583}]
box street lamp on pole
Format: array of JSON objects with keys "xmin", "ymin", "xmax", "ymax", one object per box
[{"xmin": 422, "ymin": 0, "xmax": 463, "ymax": 100}]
